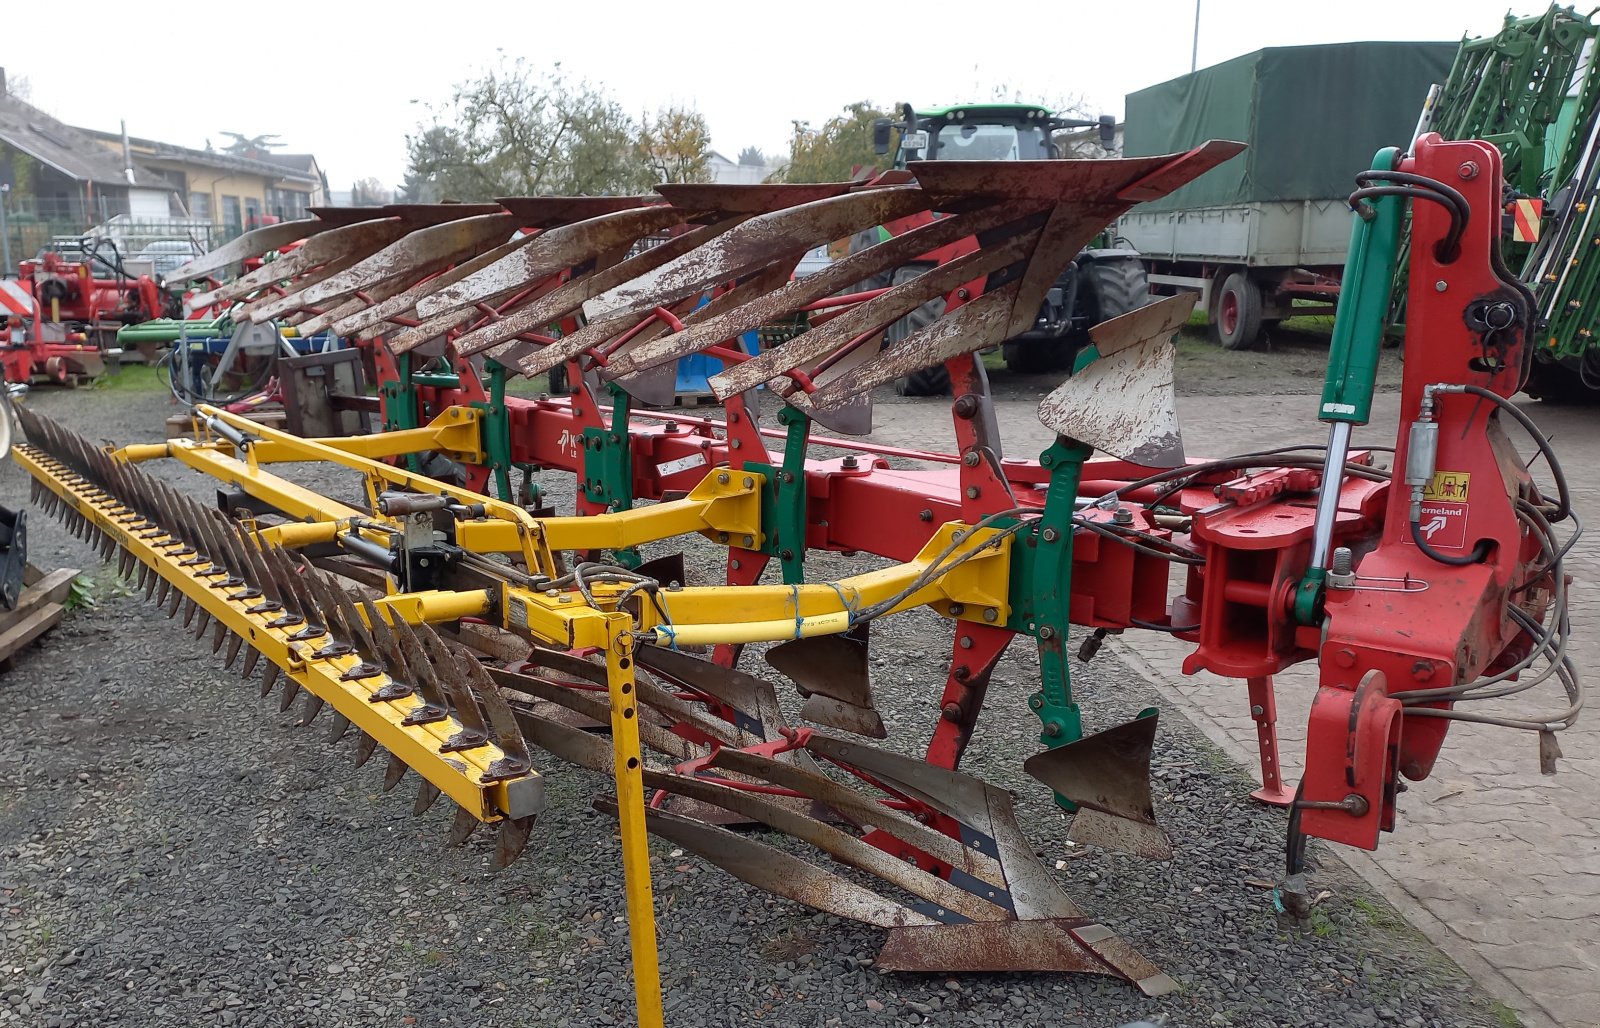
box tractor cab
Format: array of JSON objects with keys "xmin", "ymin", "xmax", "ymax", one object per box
[
  {"xmin": 873, "ymin": 103, "xmax": 1116, "ymax": 168},
  {"xmin": 866, "ymin": 102, "xmax": 1142, "ymax": 393}
]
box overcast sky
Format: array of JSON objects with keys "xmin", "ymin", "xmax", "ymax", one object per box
[{"xmin": 4, "ymin": 1, "xmax": 1528, "ymax": 190}]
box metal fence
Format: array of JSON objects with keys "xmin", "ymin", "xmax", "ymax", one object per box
[{"xmin": 2, "ymin": 203, "xmax": 218, "ymax": 275}]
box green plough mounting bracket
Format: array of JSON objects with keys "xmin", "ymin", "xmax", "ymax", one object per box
[
  {"xmin": 744, "ymin": 405, "xmax": 812, "ymax": 585},
  {"xmin": 1021, "ymin": 437, "xmax": 1091, "ymax": 809},
  {"xmin": 473, "ymin": 360, "xmax": 515, "ymax": 502},
  {"xmin": 582, "ymin": 384, "xmax": 640, "ymax": 568}
]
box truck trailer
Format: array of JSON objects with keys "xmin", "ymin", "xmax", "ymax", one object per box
[{"xmin": 1118, "ymin": 41, "xmax": 1456, "ymax": 349}]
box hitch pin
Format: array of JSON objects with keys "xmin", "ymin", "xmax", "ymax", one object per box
[{"xmin": 1294, "ymin": 793, "xmax": 1370, "ymax": 816}]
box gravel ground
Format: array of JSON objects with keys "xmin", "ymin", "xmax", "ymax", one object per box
[{"xmin": 0, "ymin": 384, "xmax": 1516, "ymax": 1028}]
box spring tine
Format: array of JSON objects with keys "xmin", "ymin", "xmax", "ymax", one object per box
[
  {"xmin": 446, "ymin": 805, "xmax": 479, "ymax": 847},
  {"xmin": 193, "ymin": 609, "xmax": 213, "ymax": 639},
  {"xmin": 326, "ymin": 711, "xmax": 352, "ymax": 744},
  {"xmin": 461, "ymin": 655, "xmax": 531, "ymax": 774},
  {"xmin": 413, "ymin": 779, "xmax": 442, "ymax": 816},
  {"xmin": 259, "ymin": 661, "xmax": 281, "ymax": 699},
  {"xmin": 284, "ymin": 552, "xmax": 325, "ymax": 629},
  {"xmin": 263, "ymin": 546, "xmax": 302, "ymax": 616},
  {"xmin": 277, "ymin": 674, "xmax": 302, "ymax": 711},
  {"xmin": 139, "ymin": 563, "xmax": 154, "ymax": 599},
  {"xmin": 153, "ymin": 575, "xmax": 170, "ymax": 608},
  {"xmin": 354, "ymin": 733, "xmax": 379, "ymax": 768},
  {"xmin": 166, "ymin": 583, "xmax": 183, "ymax": 619},
  {"xmin": 382, "ymin": 753, "xmax": 408, "ymax": 793},
  {"xmin": 299, "ymin": 692, "xmax": 324, "ymax": 726},
  {"xmin": 387, "ymin": 615, "xmax": 449, "ymax": 710},
  {"xmin": 243, "ymin": 533, "xmax": 284, "ymax": 606},
  {"xmin": 212, "ymin": 512, "xmax": 247, "ymax": 578},
  {"xmin": 420, "ymin": 624, "xmax": 490, "ymax": 748},
  {"xmin": 361, "ymin": 599, "xmax": 405, "ymax": 674},
  {"xmin": 493, "ymin": 816, "xmax": 535, "ymax": 870},
  {"xmin": 182, "ymin": 596, "xmax": 198, "ymax": 628},
  {"xmin": 200, "ymin": 505, "xmax": 233, "ymax": 573},
  {"xmin": 211, "ymin": 620, "xmax": 227, "ymax": 654},
  {"xmin": 242, "ymin": 646, "xmax": 261, "ymax": 679},
  {"xmin": 224, "ymin": 632, "xmax": 245, "ymax": 670},
  {"xmin": 298, "ymin": 568, "xmax": 348, "ymax": 642},
  {"xmin": 150, "ymin": 483, "xmax": 184, "ymax": 547},
  {"xmin": 118, "ymin": 548, "xmax": 134, "ymax": 579},
  {"xmin": 306, "ymin": 569, "xmax": 352, "ymax": 639},
  {"xmin": 335, "ymin": 589, "xmax": 378, "ymax": 657}
]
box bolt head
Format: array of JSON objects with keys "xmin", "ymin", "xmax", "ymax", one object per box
[
  {"xmin": 958, "ymin": 635, "xmax": 973, "ymax": 649},
  {"xmin": 741, "ymin": 535, "xmax": 754, "ymax": 547},
  {"xmin": 717, "ymin": 472, "xmax": 730, "ymax": 485},
  {"xmin": 982, "ymin": 607, "xmax": 998, "ymax": 623},
  {"xmin": 1041, "ymin": 527, "xmax": 1059, "ymax": 543},
  {"xmin": 961, "ymin": 451, "xmax": 980, "ymax": 467},
  {"xmin": 742, "ymin": 476, "xmax": 755, "ymax": 489},
  {"xmin": 1435, "ymin": 280, "xmax": 1448, "ymax": 292},
  {"xmin": 1039, "ymin": 625, "xmax": 1056, "ymax": 640}
]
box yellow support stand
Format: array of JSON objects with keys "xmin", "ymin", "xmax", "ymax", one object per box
[{"xmin": 604, "ymin": 623, "xmax": 664, "ymax": 1028}]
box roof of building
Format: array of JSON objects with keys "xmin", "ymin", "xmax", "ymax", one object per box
[
  {"xmin": 0, "ymin": 88, "xmax": 141, "ymax": 186},
  {"xmin": 260, "ymin": 153, "xmax": 320, "ymax": 175},
  {"xmin": 72, "ymin": 128, "xmax": 323, "ymax": 186}
]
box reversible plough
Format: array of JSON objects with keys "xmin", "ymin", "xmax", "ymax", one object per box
[{"xmin": 11, "ymin": 134, "xmax": 1581, "ymax": 1026}]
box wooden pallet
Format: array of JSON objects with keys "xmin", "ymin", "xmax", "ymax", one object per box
[
  {"xmin": 0, "ymin": 564, "xmax": 79, "ymax": 669},
  {"xmin": 166, "ymin": 407, "xmax": 287, "ymax": 439}
]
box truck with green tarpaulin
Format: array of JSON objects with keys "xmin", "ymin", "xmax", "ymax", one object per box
[{"xmin": 1117, "ymin": 40, "xmax": 1456, "ymax": 349}]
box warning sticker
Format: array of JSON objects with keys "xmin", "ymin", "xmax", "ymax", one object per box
[
  {"xmin": 1422, "ymin": 471, "xmax": 1471, "ymax": 502},
  {"xmin": 1416, "ymin": 501, "xmax": 1469, "ymax": 549}
]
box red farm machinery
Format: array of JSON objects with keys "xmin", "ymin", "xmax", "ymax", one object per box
[{"xmin": 10, "ymin": 131, "xmax": 1581, "ymax": 1027}]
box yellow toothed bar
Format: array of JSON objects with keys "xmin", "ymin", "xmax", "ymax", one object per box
[{"xmin": 14, "ymin": 441, "xmax": 542, "ymax": 825}]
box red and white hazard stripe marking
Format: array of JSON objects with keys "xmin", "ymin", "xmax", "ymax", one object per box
[
  {"xmin": 1511, "ymin": 198, "xmax": 1544, "ymax": 243},
  {"xmin": 0, "ymin": 280, "xmax": 36, "ymax": 318}
]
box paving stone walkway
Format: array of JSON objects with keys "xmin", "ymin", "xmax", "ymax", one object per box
[{"xmin": 865, "ymin": 390, "xmax": 1598, "ymax": 1028}]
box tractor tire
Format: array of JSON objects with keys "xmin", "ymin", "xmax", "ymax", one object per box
[
  {"xmin": 1526, "ymin": 359, "xmax": 1600, "ymax": 405},
  {"xmin": 884, "ymin": 265, "xmax": 950, "ymax": 397},
  {"xmin": 1003, "ymin": 340, "xmax": 1059, "ymax": 375},
  {"xmin": 1210, "ymin": 271, "xmax": 1263, "ymax": 350},
  {"xmin": 1082, "ymin": 256, "xmax": 1152, "ymax": 324},
  {"xmin": 547, "ymin": 362, "xmax": 569, "ymax": 396}
]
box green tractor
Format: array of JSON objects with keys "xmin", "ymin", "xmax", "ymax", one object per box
[{"xmin": 863, "ymin": 102, "xmax": 1149, "ymax": 395}]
